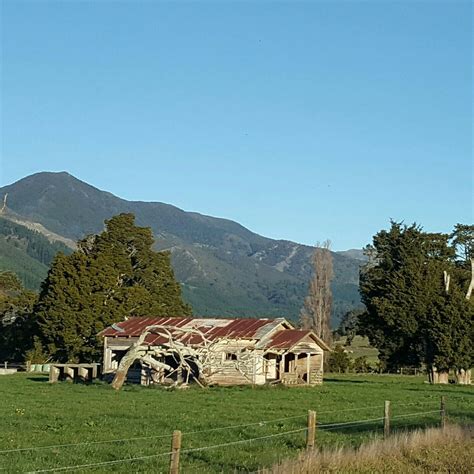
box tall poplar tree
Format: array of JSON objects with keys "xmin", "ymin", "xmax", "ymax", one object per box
[
  {"xmin": 300, "ymin": 240, "xmax": 333, "ymax": 344},
  {"xmin": 35, "ymin": 213, "xmax": 191, "ymax": 362}
]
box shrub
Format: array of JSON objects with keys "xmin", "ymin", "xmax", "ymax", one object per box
[
  {"xmin": 353, "ymin": 356, "xmax": 372, "ymax": 373},
  {"xmin": 326, "ymin": 345, "xmax": 352, "ymax": 373}
]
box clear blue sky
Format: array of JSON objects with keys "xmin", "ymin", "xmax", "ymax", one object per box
[{"xmin": 1, "ymin": 1, "xmax": 472, "ymax": 250}]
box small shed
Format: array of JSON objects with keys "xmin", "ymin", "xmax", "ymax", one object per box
[{"xmin": 101, "ymin": 317, "xmax": 330, "ymax": 386}]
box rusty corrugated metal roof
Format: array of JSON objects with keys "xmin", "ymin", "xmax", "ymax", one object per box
[
  {"xmin": 101, "ymin": 317, "xmax": 192, "ymax": 337},
  {"xmin": 265, "ymin": 329, "xmax": 312, "ymax": 350},
  {"xmin": 100, "ymin": 316, "xmax": 332, "ymax": 351},
  {"xmin": 100, "ymin": 316, "xmax": 288, "ymax": 345}
]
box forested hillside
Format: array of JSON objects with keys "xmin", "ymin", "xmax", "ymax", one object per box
[
  {"xmin": 0, "ymin": 217, "xmax": 72, "ymax": 289},
  {"xmin": 0, "ymin": 172, "xmax": 364, "ymax": 322}
]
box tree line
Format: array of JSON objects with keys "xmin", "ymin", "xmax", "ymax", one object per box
[
  {"xmin": 0, "ymin": 214, "xmax": 190, "ymax": 362},
  {"xmin": 296, "ymin": 222, "xmax": 472, "ymax": 384},
  {"xmin": 358, "ymin": 222, "xmax": 473, "ymax": 383},
  {"xmin": 0, "ymin": 215, "xmax": 472, "ymax": 386}
]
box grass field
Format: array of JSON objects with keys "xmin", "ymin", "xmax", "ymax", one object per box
[
  {"xmin": 0, "ymin": 373, "xmax": 472, "ymax": 473},
  {"xmin": 336, "ymin": 335, "xmax": 379, "ymax": 364},
  {"xmin": 269, "ymin": 424, "xmax": 474, "ymax": 473}
]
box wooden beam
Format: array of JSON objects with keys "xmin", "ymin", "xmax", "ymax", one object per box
[
  {"xmin": 440, "ymin": 396, "xmax": 446, "ymax": 429},
  {"xmin": 49, "ymin": 366, "xmax": 59, "ymax": 383},
  {"xmin": 306, "ymin": 353, "xmax": 310, "ymax": 385},
  {"xmin": 384, "ymin": 400, "xmax": 391, "ymax": 438},
  {"xmin": 169, "ymin": 430, "xmax": 182, "ymax": 474},
  {"xmin": 306, "ymin": 410, "xmax": 316, "ymax": 450}
]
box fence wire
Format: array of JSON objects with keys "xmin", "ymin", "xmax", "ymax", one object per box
[
  {"xmin": 1, "ymin": 400, "xmax": 441, "ymax": 455},
  {"xmin": 25, "ymin": 409, "xmax": 446, "ymax": 473},
  {"xmin": 29, "ymin": 428, "xmax": 309, "ymax": 473}
]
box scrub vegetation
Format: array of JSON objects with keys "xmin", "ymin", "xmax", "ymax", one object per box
[{"xmin": 268, "ymin": 424, "xmax": 473, "ymax": 473}]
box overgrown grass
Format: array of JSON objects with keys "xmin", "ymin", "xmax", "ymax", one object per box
[
  {"xmin": 0, "ymin": 373, "xmax": 472, "ymax": 473},
  {"xmin": 267, "ymin": 424, "xmax": 474, "ymax": 473}
]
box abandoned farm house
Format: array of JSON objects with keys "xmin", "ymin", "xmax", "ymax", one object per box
[{"xmin": 101, "ymin": 317, "xmax": 330, "ymax": 386}]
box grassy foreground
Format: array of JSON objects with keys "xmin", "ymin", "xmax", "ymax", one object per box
[
  {"xmin": 0, "ymin": 373, "xmax": 472, "ymax": 473},
  {"xmin": 267, "ymin": 424, "xmax": 473, "ymax": 473}
]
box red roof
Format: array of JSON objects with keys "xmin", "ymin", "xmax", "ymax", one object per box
[
  {"xmin": 101, "ymin": 317, "xmax": 331, "ymax": 351},
  {"xmin": 101, "ymin": 317, "xmax": 286, "ymax": 346},
  {"xmin": 266, "ymin": 329, "xmax": 312, "ymax": 349}
]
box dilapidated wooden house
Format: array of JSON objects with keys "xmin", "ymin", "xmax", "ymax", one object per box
[{"xmin": 101, "ymin": 317, "xmax": 330, "ymax": 386}]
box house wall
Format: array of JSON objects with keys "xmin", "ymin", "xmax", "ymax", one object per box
[
  {"xmin": 103, "ymin": 337, "xmax": 138, "ymax": 373},
  {"xmin": 264, "ymin": 354, "xmax": 278, "ymax": 380},
  {"xmin": 278, "ymin": 337, "xmax": 324, "ymax": 385},
  {"xmin": 205, "ymin": 340, "xmax": 266, "ymax": 386},
  {"xmin": 103, "ymin": 337, "xmax": 267, "ymax": 386},
  {"xmin": 103, "ymin": 333, "xmax": 325, "ymax": 386}
]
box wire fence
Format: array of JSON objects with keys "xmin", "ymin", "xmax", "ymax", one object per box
[
  {"xmin": 0, "ymin": 400, "xmax": 441, "ymax": 455},
  {"xmin": 0, "ymin": 398, "xmax": 455, "ymax": 473}
]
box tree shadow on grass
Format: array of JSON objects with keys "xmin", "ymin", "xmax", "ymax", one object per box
[
  {"xmin": 319, "ymin": 424, "xmax": 383, "ymax": 437},
  {"xmin": 441, "ymin": 408, "xmax": 474, "ymax": 424},
  {"xmin": 405, "ymin": 386, "xmax": 474, "ymax": 396},
  {"xmin": 319, "ymin": 422, "xmax": 440, "ymax": 438},
  {"xmin": 325, "ymin": 378, "xmax": 369, "ymax": 384},
  {"xmin": 27, "ymin": 376, "xmax": 49, "ymax": 382}
]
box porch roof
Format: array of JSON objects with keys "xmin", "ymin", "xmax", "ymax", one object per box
[{"xmin": 265, "ymin": 329, "xmax": 331, "ymax": 351}]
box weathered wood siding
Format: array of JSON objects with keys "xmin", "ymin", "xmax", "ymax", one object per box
[
  {"xmin": 205, "ymin": 340, "xmax": 265, "ymax": 385},
  {"xmin": 103, "ymin": 331, "xmax": 325, "ymax": 386}
]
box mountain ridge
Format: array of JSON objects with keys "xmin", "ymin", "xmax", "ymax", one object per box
[{"xmin": 0, "ymin": 171, "xmax": 365, "ymax": 323}]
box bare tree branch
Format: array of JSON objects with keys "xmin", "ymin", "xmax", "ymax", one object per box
[
  {"xmin": 300, "ymin": 240, "xmax": 333, "ymax": 345},
  {"xmin": 466, "ymin": 258, "xmax": 474, "ymax": 300}
]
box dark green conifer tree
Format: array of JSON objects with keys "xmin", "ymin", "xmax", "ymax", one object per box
[
  {"xmin": 425, "ymin": 281, "xmax": 473, "ymax": 378},
  {"xmin": 359, "ymin": 223, "xmax": 448, "ymax": 369},
  {"xmin": 359, "ymin": 221, "xmax": 473, "ymax": 381},
  {"xmin": 0, "ymin": 272, "xmax": 37, "ymax": 361},
  {"xmin": 35, "ymin": 214, "xmax": 191, "ymax": 362}
]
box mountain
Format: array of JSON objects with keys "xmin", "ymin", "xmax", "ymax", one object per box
[
  {"xmin": 337, "ymin": 249, "xmax": 368, "ymax": 262},
  {"xmin": 0, "ymin": 216, "xmax": 72, "ymax": 289},
  {"xmin": 0, "ymin": 172, "xmax": 365, "ymax": 324}
]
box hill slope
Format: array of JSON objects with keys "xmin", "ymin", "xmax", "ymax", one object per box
[
  {"xmin": 0, "ymin": 216, "xmax": 72, "ymax": 289},
  {"xmin": 0, "ymin": 172, "xmax": 364, "ymax": 322}
]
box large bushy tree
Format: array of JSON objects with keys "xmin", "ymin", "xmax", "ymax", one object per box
[
  {"xmin": 35, "ymin": 213, "xmax": 191, "ymax": 362},
  {"xmin": 337, "ymin": 307, "xmax": 365, "ymax": 345},
  {"xmin": 0, "ymin": 272, "xmax": 37, "ymax": 361},
  {"xmin": 359, "ymin": 221, "xmax": 473, "ymax": 382}
]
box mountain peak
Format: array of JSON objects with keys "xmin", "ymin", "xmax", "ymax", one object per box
[
  {"xmin": 12, "ymin": 170, "xmax": 73, "ymax": 181},
  {"xmin": 0, "ymin": 172, "xmax": 364, "ymax": 322}
]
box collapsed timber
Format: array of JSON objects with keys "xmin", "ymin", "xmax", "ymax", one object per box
[{"xmin": 100, "ymin": 317, "xmax": 331, "ymax": 390}]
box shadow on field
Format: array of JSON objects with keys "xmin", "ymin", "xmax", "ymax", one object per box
[
  {"xmin": 320, "ymin": 424, "xmax": 383, "ymax": 436},
  {"xmin": 27, "ymin": 377, "xmax": 49, "ymax": 382},
  {"xmin": 442, "ymin": 409, "xmax": 474, "ymax": 423},
  {"xmin": 406, "ymin": 386, "xmax": 474, "ymax": 396},
  {"xmin": 325, "ymin": 378, "xmax": 369, "ymax": 384},
  {"xmin": 319, "ymin": 423, "xmax": 441, "ymax": 437}
]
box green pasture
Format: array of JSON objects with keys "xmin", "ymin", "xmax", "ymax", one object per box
[
  {"xmin": 0, "ymin": 373, "xmax": 472, "ymax": 473},
  {"xmin": 336, "ymin": 335, "xmax": 379, "ymax": 364}
]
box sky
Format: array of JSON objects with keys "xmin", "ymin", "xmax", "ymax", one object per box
[{"xmin": 1, "ymin": 0, "xmax": 472, "ymax": 250}]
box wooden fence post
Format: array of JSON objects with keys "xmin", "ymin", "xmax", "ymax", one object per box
[
  {"xmin": 384, "ymin": 400, "xmax": 390, "ymax": 438},
  {"xmin": 306, "ymin": 410, "xmax": 316, "ymax": 451},
  {"xmin": 169, "ymin": 430, "xmax": 182, "ymax": 474},
  {"xmin": 440, "ymin": 396, "xmax": 446, "ymax": 429}
]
